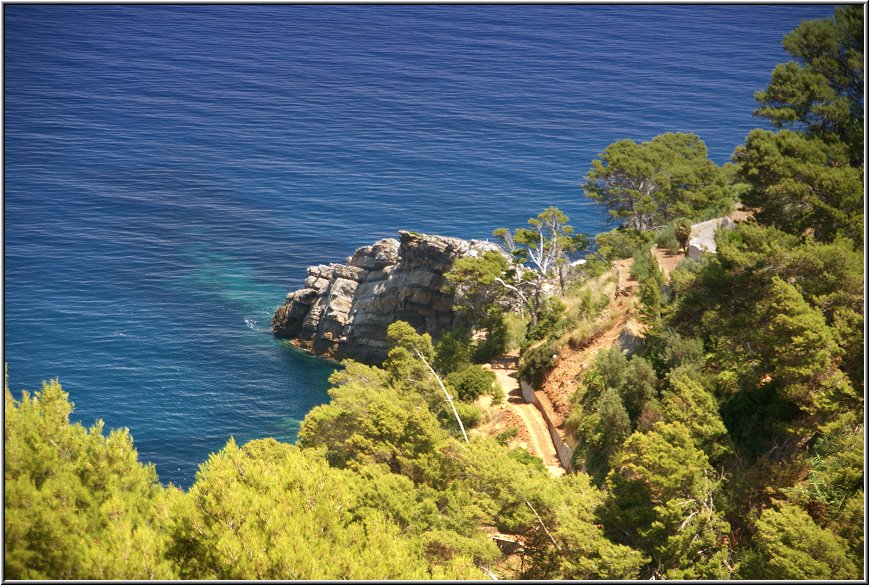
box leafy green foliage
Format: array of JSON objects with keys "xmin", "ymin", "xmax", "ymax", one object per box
[
  {"xmin": 740, "ymin": 503, "xmax": 857, "ymax": 579},
  {"xmin": 667, "ymin": 255, "xmax": 704, "ymax": 298},
  {"xmin": 651, "ymin": 18, "xmax": 864, "ymax": 557},
  {"xmin": 668, "ymin": 222, "xmax": 861, "ymax": 453},
  {"xmin": 4, "ymin": 380, "xmax": 177, "ymax": 580},
  {"xmin": 594, "ymin": 227, "xmax": 655, "ymax": 261},
  {"xmin": 781, "ymin": 414, "xmax": 863, "ymax": 532},
  {"xmin": 621, "ymin": 356, "xmax": 658, "ymax": 422},
  {"xmin": 517, "ymin": 340, "xmax": 557, "ymax": 387},
  {"xmin": 653, "ymin": 223, "xmax": 680, "ymax": 254},
  {"xmin": 753, "ymin": 5, "xmax": 863, "ymax": 165},
  {"xmin": 445, "ymin": 364, "xmax": 496, "ymax": 402},
  {"xmin": 567, "ymin": 348, "xmax": 660, "ymax": 483},
  {"xmin": 733, "ymin": 129, "xmax": 863, "ymax": 242},
  {"xmin": 630, "ymin": 247, "xmax": 666, "ymax": 328},
  {"xmin": 643, "ymin": 327, "xmax": 706, "ymax": 376},
  {"xmin": 572, "ymin": 387, "xmax": 631, "ymax": 484},
  {"xmin": 583, "ymin": 133, "xmax": 732, "ymax": 231},
  {"xmin": 495, "ymin": 427, "xmax": 518, "ymax": 445},
  {"xmin": 572, "ymin": 349, "xmax": 660, "ymax": 430},
  {"xmin": 170, "ymin": 438, "xmax": 484, "ymax": 579},
  {"xmin": 471, "ymin": 309, "xmax": 512, "ymax": 363},
  {"xmin": 298, "ymin": 377, "xmax": 447, "ymax": 481},
  {"xmin": 759, "ymin": 277, "xmax": 856, "ymax": 422},
  {"xmin": 454, "ymin": 438, "xmax": 645, "ymax": 579},
  {"xmin": 660, "ymin": 367, "xmax": 731, "ymax": 464},
  {"xmin": 496, "ymin": 207, "xmax": 590, "ymax": 279},
  {"xmin": 433, "ymin": 326, "xmax": 474, "ymax": 374},
  {"xmin": 450, "ymin": 401, "xmax": 482, "ymax": 429},
  {"xmin": 524, "ymin": 295, "xmax": 567, "ymax": 343},
  {"xmin": 603, "ymin": 422, "xmax": 732, "ymax": 579},
  {"xmin": 444, "ymin": 251, "xmax": 512, "ymax": 326}
]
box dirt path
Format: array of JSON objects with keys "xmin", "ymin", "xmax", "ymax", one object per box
[
  {"xmin": 478, "ymin": 252, "xmax": 687, "ymax": 474},
  {"xmin": 479, "ymin": 357, "xmax": 566, "ymax": 477},
  {"xmin": 537, "ymin": 259, "xmax": 645, "ymax": 428},
  {"xmin": 478, "ymin": 259, "xmax": 646, "ymax": 474},
  {"xmin": 480, "ymin": 212, "xmax": 751, "ymax": 479},
  {"xmin": 651, "ymin": 247, "xmax": 684, "ymax": 281}
]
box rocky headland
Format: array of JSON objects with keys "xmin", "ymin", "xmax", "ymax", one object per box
[{"xmin": 272, "ymin": 230, "xmax": 504, "ymax": 364}]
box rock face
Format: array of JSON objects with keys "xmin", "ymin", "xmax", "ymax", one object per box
[{"xmin": 272, "ymin": 231, "xmax": 504, "ymax": 364}]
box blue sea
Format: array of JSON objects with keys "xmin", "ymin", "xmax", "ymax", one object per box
[{"xmin": 3, "ymin": 4, "xmax": 834, "ymax": 488}]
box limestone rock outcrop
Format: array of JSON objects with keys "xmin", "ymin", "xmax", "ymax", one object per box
[{"xmin": 272, "ymin": 231, "xmax": 504, "ymax": 364}]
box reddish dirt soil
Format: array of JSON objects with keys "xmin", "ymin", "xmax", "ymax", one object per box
[
  {"xmin": 652, "ymin": 247, "xmax": 685, "ymax": 281},
  {"xmin": 477, "ymin": 354, "xmax": 565, "ymax": 477},
  {"xmin": 480, "ymin": 215, "xmax": 743, "ymax": 475},
  {"xmin": 478, "ymin": 258, "xmax": 649, "ymax": 472},
  {"xmin": 537, "ymin": 258, "xmax": 644, "ymax": 429}
]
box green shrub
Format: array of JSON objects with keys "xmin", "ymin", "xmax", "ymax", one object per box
[
  {"xmin": 495, "ymin": 428, "xmax": 518, "ymax": 445},
  {"xmin": 669, "ymin": 257, "xmax": 704, "ymax": 296},
  {"xmin": 438, "ymin": 400, "xmax": 482, "ymax": 434},
  {"xmin": 491, "ymin": 381, "xmax": 505, "ymax": 405},
  {"xmin": 595, "ymin": 229, "xmax": 655, "ymax": 261},
  {"xmin": 434, "ymin": 327, "xmax": 474, "ymax": 374},
  {"xmin": 655, "ymin": 224, "xmax": 680, "ymax": 254},
  {"xmin": 507, "ymin": 448, "xmax": 546, "ymax": 471},
  {"xmin": 454, "ymin": 402, "xmax": 482, "ymax": 429},
  {"xmin": 592, "ymin": 347, "xmax": 629, "ymax": 391},
  {"xmin": 502, "ymin": 312, "xmax": 528, "ymax": 352},
  {"xmin": 525, "ymin": 297, "xmax": 566, "ymax": 343},
  {"xmin": 518, "ymin": 341, "xmax": 557, "ymax": 387},
  {"xmin": 644, "ymin": 329, "xmax": 706, "ymax": 375},
  {"xmin": 636, "ymin": 397, "xmax": 664, "ymax": 432},
  {"xmin": 472, "ymin": 311, "xmax": 508, "ymax": 364},
  {"xmin": 629, "ymin": 245, "xmax": 656, "ymax": 282},
  {"xmin": 621, "ymin": 356, "xmax": 658, "ymax": 422},
  {"xmin": 577, "ymin": 255, "xmax": 611, "ymax": 278},
  {"xmin": 446, "ymin": 365, "xmax": 496, "ymax": 402}
]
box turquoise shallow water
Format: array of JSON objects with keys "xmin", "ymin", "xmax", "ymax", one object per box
[{"xmin": 3, "ymin": 4, "xmax": 833, "ymax": 488}]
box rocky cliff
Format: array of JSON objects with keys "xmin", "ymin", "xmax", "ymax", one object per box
[{"xmin": 272, "ymin": 231, "xmax": 504, "ymax": 364}]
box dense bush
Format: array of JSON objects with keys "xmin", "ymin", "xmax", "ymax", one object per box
[
  {"xmin": 434, "ymin": 327, "xmax": 474, "ymax": 374},
  {"xmin": 472, "ymin": 310, "xmax": 509, "ymax": 364},
  {"xmin": 450, "ymin": 401, "xmax": 482, "ymax": 430},
  {"xmin": 517, "ymin": 341, "xmax": 558, "ymax": 387},
  {"xmin": 495, "ymin": 427, "xmax": 518, "ymax": 445},
  {"xmin": 594, "ymin": 228, "xmax": 654, "ymax": 261},
  {"xmin": 524, "ymin": 296, "xmax": 566, "ymax": 344},
  {"xmin": 4, "ymin": 381, "xmax": 176, "ymax": 580},
  {"xmin": 445, "ymin": 365, "xmax": 496, "ymax": 402},
  {"xmin": 654, "ymin": 224, "xmax": 680, "ymax": 254}
]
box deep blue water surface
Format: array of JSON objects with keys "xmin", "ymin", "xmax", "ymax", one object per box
[{"xmin": 4, "ymin": 5, "xmax": 834, "ymax": 488}]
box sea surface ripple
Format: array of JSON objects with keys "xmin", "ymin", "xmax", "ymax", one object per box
[{"xmin": 3, "ymin": 5, "xmax": 833, "ymax": 488}]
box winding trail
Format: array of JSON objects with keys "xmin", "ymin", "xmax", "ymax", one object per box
[
  {"xmin": 487, "ymin": 361, "xmax": 565, "ymax": 477},
  {"xmin": 537, "ymin": 258, "xmax": 644, "ymax": 428},
  {"xmin": 479, "ymin": 210, "xmax": 753, "ymax": 481},
  {"xmin": 478, "ymin": 260, "xmax": 644, "ymax": 477},
  {"xmin": 652, "ymin": 247, "xmax": 684, "ymax": 281}
]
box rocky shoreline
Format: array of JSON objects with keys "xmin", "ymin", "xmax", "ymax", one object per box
[{"xmin": 272, "ymin": 230, "xmax": 504, "ymax": 364}]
